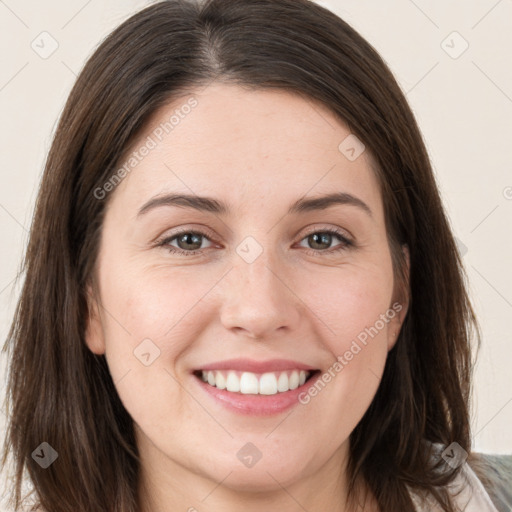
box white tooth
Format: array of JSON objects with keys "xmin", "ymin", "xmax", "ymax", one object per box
[
  {"xmin": 289, "ymin": 370, "xmax": 299, "ymax": 390},
  {"xmin": 277, "ymin": 372, "xmax": 289, "ymax": 392},
  {"xmin": 226, "ymin": 371, "xmax": 241, "ymax": 392},
  {"xmin": 240, "ymin": 372, "xmax": 259, "ymax": 394},
  {"xmin": 203, "ymin": 369, "xmax": 309, "ymax": 394},
  {"xmin": 215, "ymin": 371, "xmax": 226, "ymax": 389},
  {"xmin": 259, "ymin": 372, "xmax": 278, "ymax": 395}
]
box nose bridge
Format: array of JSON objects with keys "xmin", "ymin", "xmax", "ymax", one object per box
[{"xmin": 219, "ymin": 238, "xmax": 301, "ymax": 338}]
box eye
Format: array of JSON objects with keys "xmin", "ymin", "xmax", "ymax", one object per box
[
  {"xmin": 155, "ymin": 227, "xmax": 354, "ymax": 257},
  {"xmin": 297, "ymin": 228, "xmax": 353, "ymax": 255},
  {"xmin": 157, "ymin": 230, "xmax": 215, "ymax": 256}
]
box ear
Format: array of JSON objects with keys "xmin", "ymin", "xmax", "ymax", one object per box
[
  {"xmin": 84, "ymin": 282, "xmax": 106, "ymax": 355},
  {"xmin": 387, "ymin": 244, "xmax": 410, "ymax": 352}
]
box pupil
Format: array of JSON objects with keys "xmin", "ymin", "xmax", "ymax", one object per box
[
  {"xmin": 179, "ymin": 233, "xmax": 201, "ymax": 250},
  {"xmin": 310, "ymin": 233, "xmax": 331, "ymax": 250}
]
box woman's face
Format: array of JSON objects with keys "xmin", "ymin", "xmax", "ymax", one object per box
[{"xmin": 85, "ymin": 84, "xmax": 408, "ymax": 505}]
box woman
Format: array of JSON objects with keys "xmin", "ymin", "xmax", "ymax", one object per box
[{"xmin": 2, "ymin": 0, "xmax": 511, "ymax": 511}]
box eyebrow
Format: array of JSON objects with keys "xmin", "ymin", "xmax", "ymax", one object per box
[{"xmin": 137, "ymin": 191, "xmax": 373, "ymax": 218}]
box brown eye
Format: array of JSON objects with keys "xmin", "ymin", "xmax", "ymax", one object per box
[
  {"xmin": 158, "ymin": 230, "xmax": 214, "ymax": 256},
  {"xmin": 307, "ymin": 232, "xmax": 335, "ymax": 250},
  {"xmin": 174, "ymin": 232, "xmax": 204, "ymax": 251},
  {"xmin": 298, "ymin": 229, "xmax": 353, "ymax": 253}
]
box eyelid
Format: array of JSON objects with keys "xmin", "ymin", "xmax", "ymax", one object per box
[
  {"xmin": 153, "ymin": 224, "xmax": 218, "ymax": 245},
  {"xmin": 155, "ymin": 224, "xmax": 353, "ymax": 244},
  {"xmin": 300, "ymin": 223, "xmax": 353, "ymax": 241}
]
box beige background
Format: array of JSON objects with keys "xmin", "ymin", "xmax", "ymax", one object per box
[{"xmin": 1, "ymin": 0, "xmax": 511, "ymax": 507}]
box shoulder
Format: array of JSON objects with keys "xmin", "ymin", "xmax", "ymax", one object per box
[
  {"xmin": 408, "ymin": 445, "xmax": 511, "ymax": 512},
  {"xmin": 468, "ymin": 452, "xmax": 512, "ymax": 512}
]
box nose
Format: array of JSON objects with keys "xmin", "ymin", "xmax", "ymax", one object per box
[{"xmin": 218, "ymin": 250, "xmax": 302, "ymax": 340}]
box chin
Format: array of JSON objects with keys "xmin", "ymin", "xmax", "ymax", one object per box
[
  {"xmin": 196, "ymin": 447, "xmax": 315, "ymax": 492},
  {"xmin": 210, "ymin": 464, "xmax": 306, "ymax": 493}
]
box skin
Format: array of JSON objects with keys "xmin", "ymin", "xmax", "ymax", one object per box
[{"xmin": 85, "ymin": 83, "xmax": 409, "ymax": 512}]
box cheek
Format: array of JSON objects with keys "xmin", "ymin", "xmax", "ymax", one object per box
[
  {"xmin": 328, "ymin": 285, "xmax": 393, "ymax": 362},
  {"xmin": 97, "ymin": 265, "xmax": 208, "ymax": 429},
  {"xmin": 99, "ymin": 261, "xmax": 214, "ymax": 354},
  {"xmin": 299, "ymin": 262, "xmax": 395, "ymax": 351},
  {"xmin": 298, "ymin": 265, "xmax": 394, "ymax": 404}
]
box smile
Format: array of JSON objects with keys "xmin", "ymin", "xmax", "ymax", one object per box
[
  {"xmin": 195, "ymin": 369, "xmax": 315, "ymax": 395},
  {"xmin": 191, "ymin": 358, "xmax": 322, "ymax": 415}
]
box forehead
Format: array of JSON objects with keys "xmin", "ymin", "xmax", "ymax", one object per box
[{"xmin": 108, "ymin": 83, "xmax": 382, "ymax": 220}]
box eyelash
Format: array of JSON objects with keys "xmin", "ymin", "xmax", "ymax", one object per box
[{"xmin": 155, "ymin": 227, "xmax": 354, "ymax": 257}]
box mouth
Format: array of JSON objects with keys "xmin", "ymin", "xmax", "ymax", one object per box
[{"xmin": 192, "ymin": 369, "xmax": 321, "ymax": 396}]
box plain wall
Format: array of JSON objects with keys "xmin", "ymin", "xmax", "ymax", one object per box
[{"xmin": 1, "ymin": 0, "xmax": 511, "ymax": 508}]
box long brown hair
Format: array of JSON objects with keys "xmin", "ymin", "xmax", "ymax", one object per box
[{"xmin": 2, "ymin": 0, "xmax": 481, "ymax": 510}]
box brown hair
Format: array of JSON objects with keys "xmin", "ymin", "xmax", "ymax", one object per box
[{"xmin": 1, "ymin": 0, "xmax": 481, "ymax": 510}]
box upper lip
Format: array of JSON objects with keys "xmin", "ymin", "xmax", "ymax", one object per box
[{"xmin": 195, "ymin": 358, "xmax": 318, "ymax": 373}]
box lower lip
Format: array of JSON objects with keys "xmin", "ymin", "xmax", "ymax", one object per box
[{"xmin": 192, "ymin": 371, "xmax": 321, "ymax": 416}]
